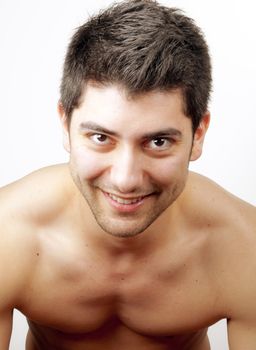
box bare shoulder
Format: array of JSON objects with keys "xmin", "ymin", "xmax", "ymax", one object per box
[
  {"xmin": 0, "ymin": 163, "xmax": 73, "ymax": 223},
  {"xmin": 0, "ymin": 164, "xmax": 73, "ymax": 307},
  {"xmin": 187, "ymin": 172, "xmax": 256, "ymax": 320},
  {"xmin": 186, "ymin": 171, "xmax": 255, "ymax": 228},
  {"xmin": 186, "ymin": 171, "xmax": 256, "ymax": 262}
]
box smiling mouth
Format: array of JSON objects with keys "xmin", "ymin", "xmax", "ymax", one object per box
[{"xmin": 107, "ymin": 193, "xmax": 144, "ymax": 205}]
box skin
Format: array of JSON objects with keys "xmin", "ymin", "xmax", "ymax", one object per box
[{"xmin": 0, "ymin": 84, "xmax": 256, "ymax": 350}]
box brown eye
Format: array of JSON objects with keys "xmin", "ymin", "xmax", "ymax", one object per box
[
  {"xmin": 153, "ymin": 138, "xmax": 166, "ymax": 147},
  {"xmin": 90, "ymin": 133, "xmax": 110, "ymax": 145},
  {"xmin": 146, "ymin": 137, "xmax": 172, "ymax": 150}
]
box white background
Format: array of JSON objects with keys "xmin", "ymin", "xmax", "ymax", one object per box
[{"xmin": 0, "ymin": 0, "xmax": 255, "ymax": 349}]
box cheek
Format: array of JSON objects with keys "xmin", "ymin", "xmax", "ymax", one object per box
[
  {"xmin": 149, "ymin": 156, "xmax": 189, "ymax": 186},
  {"xmin": 70, "ymin": 147, "xmax": 108, "ymax": 180}
]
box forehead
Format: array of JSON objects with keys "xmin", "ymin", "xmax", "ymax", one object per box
[{"xmin": 71, "ymin": 83, "xmax": 190, "ymax": 132}]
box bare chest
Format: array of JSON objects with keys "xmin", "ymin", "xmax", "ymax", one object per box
[{"xmin": 19, "ymin": 247, "xmax": 222, "ymax": 339}]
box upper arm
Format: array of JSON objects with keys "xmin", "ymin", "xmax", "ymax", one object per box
[
  {"xmin": 0, "ymin": 309, "xmax": 13, "ymax": 349},
  {"xmin": 0, "ymin": 225, "xmax": 16, "ymax": 348},
  {"xmin": 227, "ymin": 266, "xmax": 256, "ymax": 349},
  {"xmin": 223, "ymin": 205, "xmax": 256, "ymax": 349},
  {"xmin": 0, "ymin": 186, "xmax": 35, "ymax": 348},
  {"xmin": 228, "ymin": 318, "xmax": 256, "ymax": 349},
  {"xmin": 0, "ymin": 231, "xmax": 15, "ymax": 348},
  {"xmin": 226, "ymin": 233, "xmax": 256, "ymax": 349}
]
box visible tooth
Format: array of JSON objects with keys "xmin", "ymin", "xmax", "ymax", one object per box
[{"xmin": 109, "ymin": 194, "xmax": 142, "ymax": 205}]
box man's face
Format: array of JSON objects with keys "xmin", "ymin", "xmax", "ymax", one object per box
[{"xmin": 61, "ymin": 83, "xmax": 208, "ymax": 238}]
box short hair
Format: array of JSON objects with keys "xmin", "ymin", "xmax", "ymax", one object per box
[{"xmin": 60, "ymin": 0, "xmax": 212, "ymax": 132}]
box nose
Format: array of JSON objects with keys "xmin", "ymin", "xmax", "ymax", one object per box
[{"xmin": 110, "ymin": 146, "xmax": 144, "ymax": 194}]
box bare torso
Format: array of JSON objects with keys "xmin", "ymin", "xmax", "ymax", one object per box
[
  {"xmin": 1, "ymin": 165, "xmax": 256, "ymax": 349},
  {"xmin": 22, "ymin": 219, "xmax": 214, "ymax": 350}
]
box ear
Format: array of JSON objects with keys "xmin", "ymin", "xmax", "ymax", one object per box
[
  {"xmin": 58, "ymin": 102, "xmax": 70, "ymax": 153},
  {"xmin": 190, "ymin": 112, "xmax": 210, "ymax": 161}
]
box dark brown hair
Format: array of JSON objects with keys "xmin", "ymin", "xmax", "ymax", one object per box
[{"xmin": 60, "ymin": 0, "xmax": 212, "ymax": 132}]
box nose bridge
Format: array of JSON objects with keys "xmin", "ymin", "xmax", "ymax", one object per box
[{"xmin": 110, "ymin": 144, "xmax": 143, "ymax": 193}]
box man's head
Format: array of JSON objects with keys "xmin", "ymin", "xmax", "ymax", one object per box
[
  {"xmin": 59, "ymin": 0, "xmax": 211, "ymax": 238},
  {"xmin": 59, "ymin": 0, "xmax": 211, "ymax": 133}
]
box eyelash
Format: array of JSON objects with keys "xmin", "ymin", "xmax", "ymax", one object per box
[
  {"xmin": 88, "ymin": 133, "xmax": 174, "ymax": 151},
  {"xmin": 89, "ymin": 133, "xmax": 111, "ymax": 145},
  {"xmin": 144, "ymin": 137, "xmax": 172, "ymax": 150}
]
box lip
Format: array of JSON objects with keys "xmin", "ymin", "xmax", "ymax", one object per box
[{"xmin": 102, "ymin": 191, "xmax": 149, "ymax": 213}]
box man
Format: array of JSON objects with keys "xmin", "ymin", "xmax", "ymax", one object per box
[{"xmin": 1, "ymin": 0, "xmax": 255, "ymax": 349}]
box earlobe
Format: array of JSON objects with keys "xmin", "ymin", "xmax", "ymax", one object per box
[
  {"xmin": 57, "ymin": 102, "xmax": 71, "ymax": 153},
  {"xmin": 190, "ymin": 112, "xmax": 210, "ymax": 161}
]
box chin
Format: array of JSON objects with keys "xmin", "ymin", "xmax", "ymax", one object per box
[{"xmin": 94, "ymin": 217, "xmax": 152, "ymax": 238}]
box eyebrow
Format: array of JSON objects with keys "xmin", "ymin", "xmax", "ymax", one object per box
[
  {"xmin": 79, "ymin": 122, "xmax": 119, "ymax": 137},
  {"xmin": 79, "ymin": 121, "xmax": 182, "ymax": 139}
]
